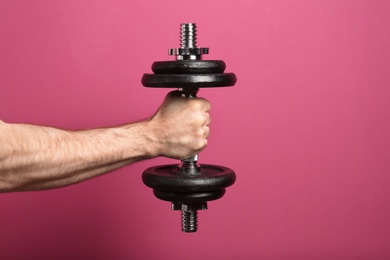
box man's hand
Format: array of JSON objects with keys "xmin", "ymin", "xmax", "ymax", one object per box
[{"xmin": 147, "ymin": 91, "xmax": 211, "ymax": 160}]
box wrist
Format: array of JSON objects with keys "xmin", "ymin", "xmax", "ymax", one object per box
[{"xmin": 122, "ymin": 120, "xmax": 161, "ymax": 160}]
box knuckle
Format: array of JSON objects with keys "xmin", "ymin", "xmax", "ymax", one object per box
[
  {"xmin": 194, "ymin": 139, "xmax": 206, "ymax": 151},
  {"xmin": 195, "ymin": 127, "xmax": 207, "ymax": 138},
  {"xmin": 204, "ymin": 126, "xmax": 210, "ymax": 138},
  {"xmin": 190, "ymin": 98, "xmax": 211, "ymax": 112}
]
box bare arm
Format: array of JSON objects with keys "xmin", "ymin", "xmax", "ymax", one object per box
[{"xmin": 0, "ymin": 91, "xmax": 211, "ymax": 192}]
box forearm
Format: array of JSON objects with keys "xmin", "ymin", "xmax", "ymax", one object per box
[
  {"xmin": 0, "ymin": 91, "xmax": 211, "ymax": 193},
  {"xmin": 0, "ymin": 120, "xmax": 157, "ymax": 192}
]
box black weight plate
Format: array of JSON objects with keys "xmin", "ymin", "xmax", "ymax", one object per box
[
  {"xmin": 153, "ymin": 189, "xmax": 226, "ymax": 203},
  {"xmin": 142, "ymin": 164, "xmax": 236, "ymax": 192},
  {"xmin": 151, "ymin": 60, "xmax": 226, "ymax": 74},
  {"xmin": 141, "ymin": 73, "xmax": 237, "ymax": 88}
]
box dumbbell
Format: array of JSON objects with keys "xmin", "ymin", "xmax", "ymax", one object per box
[{"xmin": 141, "ymin": 23, "xmax": 237, "ymax": 232}]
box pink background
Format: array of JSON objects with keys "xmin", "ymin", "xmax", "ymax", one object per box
[{"xmin": 1, "ymin": 0, "xmax": 390, "ymax": 259}]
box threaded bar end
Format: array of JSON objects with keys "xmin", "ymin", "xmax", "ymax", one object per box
[
  {"xmin": 180, "ymin": 23, "xmax": 197, "ymax": 49},
  {"xmin": 181, "ymin": 210, "xmax": 198, "ymax": 232}
]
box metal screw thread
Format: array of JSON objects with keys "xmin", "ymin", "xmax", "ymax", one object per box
[
  {"xmin": 182, "ymin": 210, "xmax": 198, "ymax": 232},
  {"xmin": 180, "ymin": 23, "xmax": 197, "ymax": 48}
]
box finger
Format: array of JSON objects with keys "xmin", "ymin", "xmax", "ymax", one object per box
[
  {"xmin": 197, "ymin": 97, "xmax": 211, "ymax": 112},
  {"xmin": 200, "ymin": 139, "xmax": 208, "ymax": 153},
  {"xmin": 204, "ymin": 125, "xmax": 210, "ymax": 138},
  {"xmin": 204, "ymin": 114, "xmax": 211, "ymax": 126}
]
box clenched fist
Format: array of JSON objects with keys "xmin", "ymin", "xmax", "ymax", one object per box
[{"xmin": 147, "ymin": 91, "xmax": 211, "ymax": 160}]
